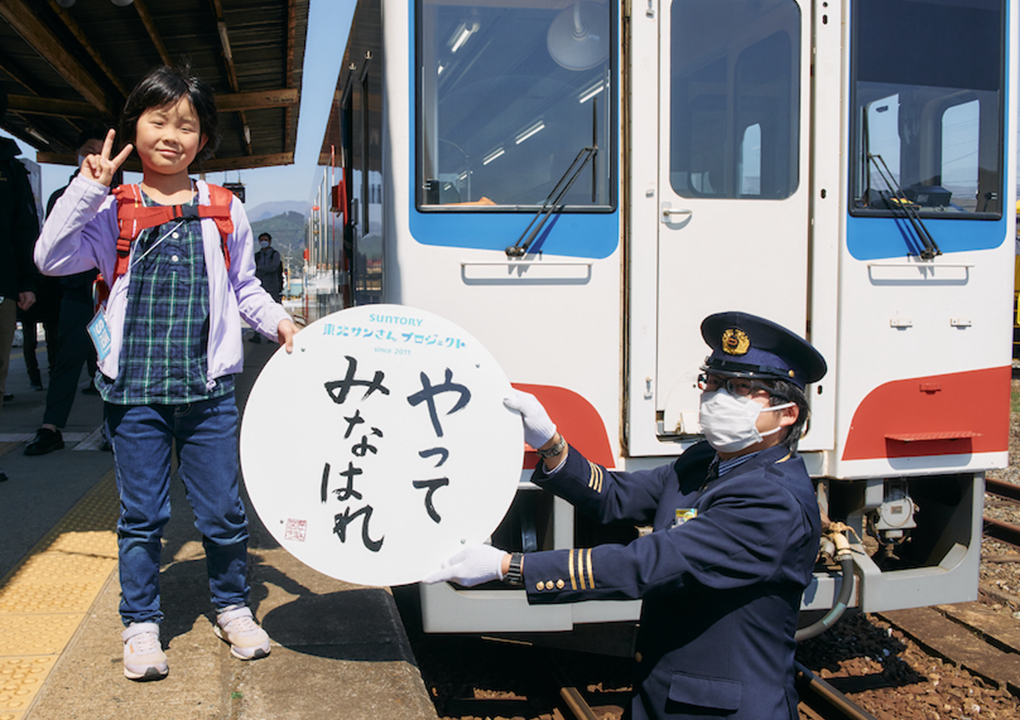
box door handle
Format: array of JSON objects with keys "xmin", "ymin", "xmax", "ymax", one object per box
[{"xmin": 661, "ymin": 207, "xmax": 693, "ymax": 222}]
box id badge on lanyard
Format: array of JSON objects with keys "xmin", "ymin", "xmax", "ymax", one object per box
[{"xmin": 87, "ymin": 307, "xmax": 112, "ymax": 362}]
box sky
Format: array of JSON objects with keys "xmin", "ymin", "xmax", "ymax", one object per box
[{"xmin": 2, "ymin": 0, "xmax": 356, "ymax": 212}]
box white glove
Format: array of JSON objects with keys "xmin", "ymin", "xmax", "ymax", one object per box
[
  {"xmin": 503, "ymin": 388, "xmax": 557, "ymax": 450},
  {"xmin": 422, "ymin": 544, "xmax": 506, "ymax": 587}
]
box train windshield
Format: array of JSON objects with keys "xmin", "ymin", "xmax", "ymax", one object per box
[
  {"xmin": 850, "ymin": 0, "xmax": 1004, "ymax": 218},
  {"xmin": 670, "ymin": 0, "xmax": 801, "ymax": 200},
  {"xmin": 417, "ymin": 0, "xmax": 615, "ymax": 210}
]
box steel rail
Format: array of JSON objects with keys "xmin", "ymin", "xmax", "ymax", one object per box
[
  {"xmin": 984, "ymin": 516, "xmax": 1020, "ymax": 548},
  {"xmin": 985, "ymin": 477, "xmax": 1020, "ymax": 503},
  {"xmin": 983, "ymin": 478, "xmax": 1020, "ymax": 548},
  {"xmin": 796, "ymin": 662, "xmax": 879, "ymax": 720},
  {"xmin": 545, "ymin": 651, "xmax": 601, "ymax": 720}
]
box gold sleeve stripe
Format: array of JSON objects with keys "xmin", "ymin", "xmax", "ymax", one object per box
[
  {"xmin": 568, "ymin": 549, "xmax": 577, "ymax": 590},
  {"xmin": 587, "ymin": 462, "xmax": 604, "ymax": 493},
  {"xmin": 584, "ymin": 548, "xmax": 595, "ymax": 589}
]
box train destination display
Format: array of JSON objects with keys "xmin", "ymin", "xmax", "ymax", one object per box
[{"xmin": 240, "ymin": 304, "xmax": 523, "ymax": 586}]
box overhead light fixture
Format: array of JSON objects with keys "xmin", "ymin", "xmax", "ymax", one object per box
[
  {"xmin": 56, "ymin": 0, "xmax": 76, "ymax": 7},
  {"xmin": 25, "ymin": 127, "xmax": 48, "ymax": 144},
  {"xmin": 438, "ymin": 64, "xmax": 445, "ymax": 75},
  {"xmin": 482, "ymin": 147, "xmax": 505, "ymax": 165},
  {"xmin": 111, "ymin": 0, "xmax": 136, "ymax": 6},
  {"xmin": 515, "ymin": 120, "xmax": 545, "ymax": 145},
  {"xmin": 547, "ymin": 1, "xmax": 610, "ymax": 71},
  {"xmin": 578, "ymin": 80, "xmax": 604, "ymax": 104},
  {"xmin": 449, "ymin": 21, "xmax": 479, "ymax": 53}
]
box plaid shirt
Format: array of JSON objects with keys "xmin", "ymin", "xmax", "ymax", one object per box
[{"xmin": 97, "ymin": 189, "xmax": 234, "ymax": 405}]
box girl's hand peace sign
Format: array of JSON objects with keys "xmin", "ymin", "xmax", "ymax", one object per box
[{"xmin": 81, "ymin": 129, "xmax": 133, "ymax": 187}]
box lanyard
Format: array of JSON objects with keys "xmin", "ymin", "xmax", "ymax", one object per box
[{"xmin": 129, "ymin": 220, "xmax": 186, "ymax": 270}]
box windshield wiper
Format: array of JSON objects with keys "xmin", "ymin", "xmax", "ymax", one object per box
[
  {"xmin": 868, "ymin": 153, "xmax": 942, "ymax": 260},
  {"xmin": 505, "ymin": 145, "xmax": 597, "ymax": 258}
]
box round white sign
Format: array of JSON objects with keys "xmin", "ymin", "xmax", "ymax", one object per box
[{"xmin": 240, "ymin": 304, "xmax": 523, "ymax": 587}]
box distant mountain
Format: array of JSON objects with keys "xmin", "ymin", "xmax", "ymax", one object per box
[
  {"xmin": 251, "ymin": 211, "xmax": 306, "ymax": 267},
  {"xmin": 246, "ymin": 200, "xmax": 309, "ymax": 222}
]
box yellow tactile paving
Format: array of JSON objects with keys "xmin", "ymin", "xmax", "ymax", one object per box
[
  {"xmin": 0, "ymin": 616, "xmax": 83, "ymax": 657},
  {"xmin": 0, "ymin": 470, "xmax": 119, "ymax": 717},
  {"xmin": 0, "ymin": 657, "xmax": 54, "ymax": 714}
]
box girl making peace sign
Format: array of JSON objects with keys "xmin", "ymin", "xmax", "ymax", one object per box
[{"xmin": 35, "ymin": 63, "xmax": 299, "ymax": 681}]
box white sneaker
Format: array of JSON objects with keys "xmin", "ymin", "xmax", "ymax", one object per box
[
  {"xmin": 122, "ymin": 622, "xmax": 168, "ymax": 680},
  {"xmin": 214, "ymin": 605, "xmax": 271, "ymax": 660}
]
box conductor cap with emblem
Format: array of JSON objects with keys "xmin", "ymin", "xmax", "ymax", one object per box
[{"xmin": 700, "ymin": 311, "xmax": 827, "ymax": 390}]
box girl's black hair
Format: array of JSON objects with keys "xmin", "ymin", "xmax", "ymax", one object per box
[{"xmin": 120, "ymin": 62, "xmax": 220, "ymax": 161}]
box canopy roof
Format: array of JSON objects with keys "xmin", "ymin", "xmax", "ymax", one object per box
[{"xmin": 0, "ymin": 0, "xmax": 308, "ymax": 171}]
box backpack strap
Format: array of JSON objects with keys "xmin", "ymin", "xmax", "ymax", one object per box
[
  {"xmin": 107, "ymin": 183, "xmax": 236, "ymax": 289},
  {"xmin": 204, "ymin": 184, "xmax": 234, "ymax": 272},
  {"xmin": 111, "ymin": 184, "xmax": 158, "ymax": 284}
]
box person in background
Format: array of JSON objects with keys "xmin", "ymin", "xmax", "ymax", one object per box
[
  {"xmin": 24, "ymin": 129, "xmax": 107, "ymax": 457},
  {"xmin": 35, "ymin": 63, "xmax": 298, "ymax": 680},
  {"xmin": 18, "ymin": 265, "xmax": 60, "ymax": 392},
  {"xmin": 426, "ymin": 311, "xmax": 827, "ymax": 720},
  {"xmin": 0, "ymin": 87, "xmax": 39, "ymax": 482},
  {"xmin": 249, "ymin": 232, "xmax": 283, "ymax": 343}
]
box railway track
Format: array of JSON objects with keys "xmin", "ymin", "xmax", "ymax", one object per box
[
  {"xmin": 406, "ymin": 629, "xmax": 879, "ymax": 720},
  {"xmin": 985, "ymin": 477, "xmax": 1020, "ymax": 547},
  {"xmin": 796, "ymin": 663, "xmax": 878, "ymax": 720}
]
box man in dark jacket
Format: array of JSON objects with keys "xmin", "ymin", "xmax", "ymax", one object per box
[
  {"xmin": 250, "ymin": 233, "xmax": 284, "ymax": 343},
  {"xmin": 254, "ymin": 232, "xmax": 284, "ymax": 302},
  {"xmin": 426, "ymin": 312, "xmax": 827, "ymax": 720},
  {"xmin": 0, "ymin": 88, "xmax": 40, "ymax": 481},
  {"xmin": 23, "ymin": 128, "xmax": 106, "ymax": 457}
]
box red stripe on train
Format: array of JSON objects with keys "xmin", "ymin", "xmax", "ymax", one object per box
[
  {"xmin": 512, "ymin": 383, "xmax": 615, "ymax": 469},
  {"xmin": 841, "ymin": 367, "xmax": 1010, "ymax": 461}
]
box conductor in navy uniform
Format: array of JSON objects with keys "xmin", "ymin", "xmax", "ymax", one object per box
[{"xmin": 426, "ymin": 311, "xmax": 827, "ymax": 720}]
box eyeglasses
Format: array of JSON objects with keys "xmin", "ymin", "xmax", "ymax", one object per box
[{"xmin": 697, "ymin": 373, "xmax": 777, "ymax": 398}]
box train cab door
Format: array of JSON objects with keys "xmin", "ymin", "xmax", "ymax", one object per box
[{"xmin": 653, "ymin": 0, "xmax": 813, "ymax": 438}]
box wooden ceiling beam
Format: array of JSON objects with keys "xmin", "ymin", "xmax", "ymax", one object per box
[
  {"xmin": 7, "ymin": 90, "xmax": 297, "ymax": 119},
  {"xmin": 7, "ymin": 94, "xmax": 103, "ymax": 119},
  {"xmin": 211, "ymin": 0, "xmax": 252, "ymax": 155},
  {"xmin": 215, "ymin": 20, "xmax": 252, "ymax": 155},
  {"xmin": 38, "ymin": 151, "xmax": 295, "ymax": 171},
  {"xmin": 0, "ymin": 0, "xmax": 112, "ymax": 113},
  {"xmin": 199, "ymin": 152, "xmax": 294, "ymax": 171},
  {"xmin": 45, "ymin": 0, "xmax": 129, "ymax": 99},
  {"xmin": 132, "ymin": 0, "xmax": 171, "ymax": 67},
  {"xmin": 0, "ymin": 52, "xmax": 40, "ymax": 97},
  {"xmin": 216, "ymin": 88, "xmax": 299, "ymax": 112},
  {"xmin": 284, "ymin": 0, "xmax": 297, "ymax": 152}
]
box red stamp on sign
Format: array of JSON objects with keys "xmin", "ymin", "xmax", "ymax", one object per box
[{"xmin": 284, "ymin": 519, "xmax": 307, "ymax": 542}]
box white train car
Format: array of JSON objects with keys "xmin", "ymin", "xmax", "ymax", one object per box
[{"xmin": 311, "ymin": 0, "xmax": 1017, "ymax": 638}]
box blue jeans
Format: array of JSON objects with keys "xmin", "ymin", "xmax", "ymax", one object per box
[{"xmin": 105, "ymin": 393, "xmax": 250, "ymax": 625}]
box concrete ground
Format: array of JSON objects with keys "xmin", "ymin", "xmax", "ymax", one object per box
[{"xmin": 0, "ymin": 328, "xmax": 437, "ymax": 720}]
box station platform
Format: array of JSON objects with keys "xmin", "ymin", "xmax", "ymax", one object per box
[{"xmin": 0, "ymin": 331, "xmax": 437, "ymax": 720}]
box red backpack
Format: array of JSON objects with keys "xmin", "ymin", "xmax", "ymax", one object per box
[{"xmin": 95, "ymin": 183, "xmax": 235, "ymax": 303}]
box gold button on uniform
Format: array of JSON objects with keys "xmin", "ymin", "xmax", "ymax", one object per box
[
  {"xmin": 635, "ymin": 652, "xmax": 643, "ymax": 663},
  {"xmin": 556, "ymin": 579, "xmax": 565, "ymax": 589},
  {"xmin": 536, "ymin": 581, "xmax": 545, "ymax": 591}
]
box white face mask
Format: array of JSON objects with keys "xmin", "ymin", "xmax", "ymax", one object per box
[
  {"xmin": 699, "ymin": 389, "xmax": 794, "ymax": 454},
  {"xmin": 259, "ymin": 240, "xmax": 270, "ymax": 249}
]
